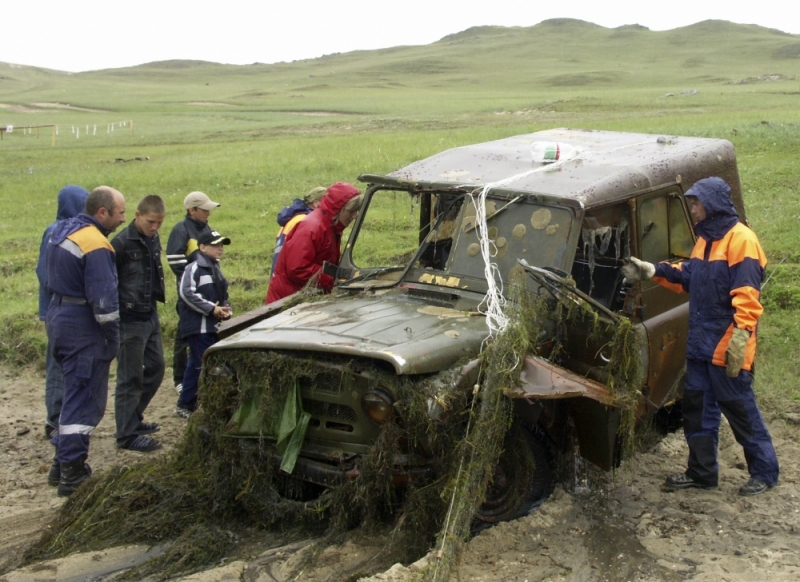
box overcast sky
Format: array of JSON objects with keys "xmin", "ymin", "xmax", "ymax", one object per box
[{"xmin": 2, "ymin": 0, "xmax": 797, "ymax": 72}]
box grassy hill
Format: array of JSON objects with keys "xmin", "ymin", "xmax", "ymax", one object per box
[{"xmin": 1, "ymin": 18, "xmax": 799, "ymax": 135}]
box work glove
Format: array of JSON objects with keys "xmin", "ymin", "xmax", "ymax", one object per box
[
  {"xmin": 725, "ymin": 327, "xmax": 750, "ymax": 377},
  {"xmin": 621, "ymin": 257, "xmax": 656, "ymax": 282}
]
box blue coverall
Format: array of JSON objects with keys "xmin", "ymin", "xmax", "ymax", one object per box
[{"xmin": 46, "ymin": 214, "xmax": 120, "ymax": 464}]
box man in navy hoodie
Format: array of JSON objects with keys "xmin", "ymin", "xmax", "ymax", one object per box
[
  {"xmin": 46, "ymin": 186, "xmax": 126, "ymax": 496},
  {"xmin": 623, "ymin": 177, "xmax": 778, "ymax": 496},
  {"xmin": 36, "ymin": 185, "xmax": 89, "ymax": 445}
]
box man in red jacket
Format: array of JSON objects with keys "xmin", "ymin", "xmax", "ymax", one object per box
[{"xmin": 266, "ymin": 182, "xmax": 361, "ymax": 304}]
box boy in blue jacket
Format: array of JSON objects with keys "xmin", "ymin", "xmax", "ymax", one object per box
[{"xmin": 174, "ymin": 230, "xmax": 232, "ymax": 417}]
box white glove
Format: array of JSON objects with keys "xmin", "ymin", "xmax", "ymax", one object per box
[{"xmin": 621, "ymin": 257, "xmax": 656, "ymax": 282}]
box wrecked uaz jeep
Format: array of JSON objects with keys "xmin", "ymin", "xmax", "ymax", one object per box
[{"xmin": 206, "ymin": 128, "xmax": 749, "ymax": 524}]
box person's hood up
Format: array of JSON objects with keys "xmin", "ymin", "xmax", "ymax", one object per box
[
  {"xmin": 685, "ymin": 177, "xmax": 739, "ymax": 242},
  {"xmin": 50, "ymin": 213, "xmax": 111, "ymax": 246},
  {"xmin": 56, "ymin": 185, "xmax": 89, "ymax": 221},
  {"xmin": 277, "ymin": 198, "xmax": 311, "ymax": 227},
  {"xmin": 320, "ymin": 182, "xmax": 361, "ymax": 222}
]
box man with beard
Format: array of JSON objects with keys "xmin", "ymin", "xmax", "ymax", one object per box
[{"xmin": 46, "ymin": 186, "xmax": 126, "ymax": 496}]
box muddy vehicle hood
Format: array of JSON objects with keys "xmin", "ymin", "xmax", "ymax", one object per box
[{"xmin": 210, "ymin": 293, "xmax": 489, "ymax": 374}]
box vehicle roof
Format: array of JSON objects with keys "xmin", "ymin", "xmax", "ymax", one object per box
[{"xmin": 364, "ymin": 128, "xmax": 743, "ymax": 210}]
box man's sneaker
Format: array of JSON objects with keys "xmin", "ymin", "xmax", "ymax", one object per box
[
  {"xmin": 739, "ymin": 477, "xmax": 771, "ymax": 496},
  {"xmin": 665, "ymin": 473, "xmax": 716, "ymax": 490},
  {"xmin": 47, "ymin": 457, "xmax": 60, "ymax": 487},
  {"xmin": 135, "ymin": 422, "xmax": 161, "ymax": 435},
  {"xmin": 174, "ymin": 383, "xmax": 183, "ymax": 395},
  {"xmin": 118, "ymin": 435, "xmax": 161, "ymax": 453},
  {"xmin": 173, "ymin": 407, "xmax": 192, "ymax": 420}
]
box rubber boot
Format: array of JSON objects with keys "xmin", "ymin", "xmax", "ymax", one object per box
[
  {"xmin": 57, "ymin": 458, "xmax": 92, "ymax": 497},
  {"xmin": 47, "ymin": 457, "xmax": 60, "ymax": 487}
]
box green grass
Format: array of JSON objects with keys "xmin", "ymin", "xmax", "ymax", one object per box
[{"xmin": 1, "ymin": 18, "xmax": 798, "ymax": 409}]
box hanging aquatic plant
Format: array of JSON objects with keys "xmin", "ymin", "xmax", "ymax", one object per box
[{"xmin": 25, "ymin": 279, "xmax": 644, "ymax": 581}]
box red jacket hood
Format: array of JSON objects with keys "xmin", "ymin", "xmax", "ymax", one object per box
[{"xmin": 320, "ymin": 182, "xmax": 360, "ymax": 221}]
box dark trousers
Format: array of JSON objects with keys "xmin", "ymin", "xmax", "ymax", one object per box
[
  {"xmin": 48, "ymin": 304, "xmax": 115, "ymax": 464},
  {"xmin": 114, "ymin": 314, "xmax": 165, "ymax": 444},
  {"xmin": 44, "ymin": 338, "xmax": 64, "ymax": 429},
  {"xmin": 177, "ymin": 333, "xmax": 217, "ymax": 412},
  {"xmin": 172, "ymin": 300, "xmax": 188, "ymax": 385},
  {"xmin": 683, "ymin": 359, "xmax": 779, "ymax": 487}
]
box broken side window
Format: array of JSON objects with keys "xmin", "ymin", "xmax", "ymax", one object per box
[{"xmin": 571, "ymin": 205, "xmax": 630, "ymax": 310}]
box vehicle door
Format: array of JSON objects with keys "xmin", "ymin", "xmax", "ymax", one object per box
[{"xmin": 636, "ymin": 190, "xmax": 695, "ymax": 412}]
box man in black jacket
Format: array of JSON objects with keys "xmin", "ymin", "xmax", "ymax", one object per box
[
  {"xmin": 111, "ymin": 195, "xmax": 167, "ymax": 452},
  {"xmin": 165, "ymin": 191, "xmax": 219, "ymax": 393}
]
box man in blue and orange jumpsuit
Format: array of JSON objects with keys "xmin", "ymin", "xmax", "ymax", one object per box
[
  {"xmin": 46, "ymin": 186, "xmax": 126, "ymax": 496},
  {"xmin": 623, "ymin": 177, "xmax": 779, "ymax": 496}
]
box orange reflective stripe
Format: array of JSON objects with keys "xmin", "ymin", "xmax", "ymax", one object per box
[
  {"xmin": 653, "ymin": 261, "xmax": 687, "ymax": 294},
  {"xmin": 690, "ymin": 238, "xmax": 706, "ymax": 260},
  {"xmin": 653, "ymin": 275, "xmax": 685, "ymax": 294},
  {"xmin": 68, "ymin": 226, "xmax": 113, "ymax": 253},
  {"xmin": 731, "ymin": 285, "xmax": 763, "ymax": 332},
  {"xmin": 712, "ymin": 323, "xmax": 757, "ymax": 371},
  {"xmin": 712, "ymin": 324, "xmax": 732, "ymax": 367},
  {"xmin": 726, "ymin": 223, "xmax": 767, "ymax": 268},
  {"xmin": 727, "ymin": 223, "xmax": 765, "ymax": 333}
]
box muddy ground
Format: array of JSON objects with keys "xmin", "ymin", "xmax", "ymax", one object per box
[{"xmin": 1, "ymin": 364, "xmax": 799, "ymax": 582}]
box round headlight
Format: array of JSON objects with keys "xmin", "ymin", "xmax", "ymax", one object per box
[
  {"xmin": 361, "ymin": 391, "xmax": 395, "ymax": 425},
  {"xmin": 208, "ymin": 363, "xmax": 234, "ymax": 379}
]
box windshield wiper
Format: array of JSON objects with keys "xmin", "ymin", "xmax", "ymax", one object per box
[
  {"xmin": 338, "ymin": 266, "xmax": 406, "ymax": 287},
  {"xmin": 517, "ymin": 259, "xmax": 620, "ymax": 322}
]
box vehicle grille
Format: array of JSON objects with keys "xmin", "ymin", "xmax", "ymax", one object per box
[
  {"xmin": 302, "ymin": 398, "xmax": 358, "ymax": 423},
  {"xmin": 300, "ymin": 372, "xmax": 343, "ymax": 394}
]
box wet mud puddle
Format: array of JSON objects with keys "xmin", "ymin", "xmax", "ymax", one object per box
[{"xmin": 583, "ymin": 501, "xmax": 684, "ymax": 582}]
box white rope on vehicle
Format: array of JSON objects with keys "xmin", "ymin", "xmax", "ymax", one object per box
[
  {"xmin": 432, "ymin": 143, "xmax": 582, "ymax": 579},
  {"xmin": 471, "ymin": 143, "xmax": 580, "ymax": 340}
]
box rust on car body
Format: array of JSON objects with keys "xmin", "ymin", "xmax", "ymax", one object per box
[{"xmin": 212, "ymin": 128, "xmax": 748, "ymax": 521}]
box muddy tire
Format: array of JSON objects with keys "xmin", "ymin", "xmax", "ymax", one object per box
[{"xmin": 473, "ymin": 424, "xmax": 553, "ymax": 525}]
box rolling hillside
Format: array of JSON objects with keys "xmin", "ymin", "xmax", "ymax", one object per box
[{"xmin": 1, "ymin": 18, "xmax": 798, "ymax": 121}]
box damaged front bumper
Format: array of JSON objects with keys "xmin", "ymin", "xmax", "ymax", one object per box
[{"xmin": 274, "ymin": 451, "xmax": 435, "ymax": 488}]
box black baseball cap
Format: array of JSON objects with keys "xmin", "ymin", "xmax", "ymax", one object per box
[{"xmin": 198, "ymin": 230, "xmax": 231, "ymax": 246}]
